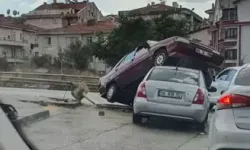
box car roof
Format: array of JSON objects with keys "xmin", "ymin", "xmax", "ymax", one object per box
[
  {"xmin": 153, "ymin": 66, "xmax": 200, "ymax": 73},
  {"xmin": 226, "ymin": 66, "xmax": 242, "ymax": 71}
]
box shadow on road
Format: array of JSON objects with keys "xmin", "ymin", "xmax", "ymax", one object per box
[{"xmin": 140, "ymin": 118, "xmax": 202, "ymax": 133}]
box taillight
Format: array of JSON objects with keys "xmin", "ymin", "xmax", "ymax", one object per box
[
  {"xmin": 193, "ymin": 88, "xmax": 205, "ymax": 105},
  {"xmin": 217, "ymin": 94, "xmax": 250, "ymax": 110},
  {"xmin": 136, "ymin": 82, "xmax": 147, "ymax": 98}
]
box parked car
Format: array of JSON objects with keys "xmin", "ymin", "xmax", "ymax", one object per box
[
  {"xmin": 209, "ymin": 64, "xmax": 250, "ymax": 150},
  {"xmin": 209, "ymin": 66, "xmax": 241, "ymax": 107},
  {"xmin": 98, "ymin": 36, "xmax": 224, "ymax": 105},
  {"xmin": 133, "ymin": 66, "xmax": 217, "ymax": 130}
]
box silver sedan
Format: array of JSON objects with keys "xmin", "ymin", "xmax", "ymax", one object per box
[
  {"xmin": 209, "ymin": 64, "xmax": 250, "ymax": 150},
  {"xmin": 133, "ymin": 66, "xmax": 216, "ymax": 130}
]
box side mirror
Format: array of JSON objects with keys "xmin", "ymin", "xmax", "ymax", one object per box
[{"xmin": 208, "ymin": 86, "xmax": 217, "ymax": 92}]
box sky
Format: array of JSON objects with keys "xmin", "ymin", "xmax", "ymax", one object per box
[{"xmin": 0, "ymin": 0, "xmax": 214, "ymax": 18}]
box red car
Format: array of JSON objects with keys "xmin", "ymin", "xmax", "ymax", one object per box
[{"xmin": 98, "ymin": 36, "xmax": 224, "ymax": 105}]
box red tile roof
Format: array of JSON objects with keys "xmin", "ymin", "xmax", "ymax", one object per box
[
  {"xmin": 0, "ymin": 16, "xmax": 42, "ymax": 31},
  {"xmin": 35, "ymin": 2, "xmax": 87, "ymax": 11},
  {"xmin": 38, "ymin": 22, "xmax": 116, "ymax": 35},
  {"xmin": 119, "ymin": 4, "xmax": 171, "ymax": 16}
]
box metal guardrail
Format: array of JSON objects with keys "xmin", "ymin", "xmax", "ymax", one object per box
[
  {"xmin": 0, "ymin": 72, "xmax": 100, "ymax": 92},
  {"xmin": 0, "ymin": 72, "xmax": 100, "ymax": 83}
]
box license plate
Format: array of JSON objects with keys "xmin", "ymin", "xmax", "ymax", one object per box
[{"xmin": 158, "ymin": 90, "xmax": 183, "ymax": 99}]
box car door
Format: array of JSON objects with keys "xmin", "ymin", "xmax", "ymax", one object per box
[
  {"xmin": 115, "ymin": 51, "xmax": 135, "ymax": 89},
  {"xmin": 130, "ymin": 46, "xmax": 152, "ymax": 82}
]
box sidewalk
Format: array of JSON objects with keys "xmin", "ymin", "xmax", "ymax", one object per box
[{"xmin": 0, "ymin": 87, "xmax": 130, "ymax": 108}]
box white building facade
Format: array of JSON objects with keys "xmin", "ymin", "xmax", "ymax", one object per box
[{"xmin": 0, "ymin": 24, "xmax": 38, "ymax": 64}]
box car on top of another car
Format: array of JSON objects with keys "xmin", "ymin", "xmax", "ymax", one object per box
[{"xmin": 98, "ymin": 36, "xmax": 224, "ymax": 105}]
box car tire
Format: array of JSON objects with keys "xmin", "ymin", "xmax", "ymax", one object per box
[
  {"xmin": 197, "ymin": 113, "xmax": 209, "ymax": 133},
  {"xmin": 106, "ymin": 84, "xmax": 118, "ymax": 103},
  {"xmin": 133, "ymin": 113, "xmax": 142, "ymax": 124},
  {"xmin": 153, "ymin": 50, "xmax": 167, "ymax": 66}
]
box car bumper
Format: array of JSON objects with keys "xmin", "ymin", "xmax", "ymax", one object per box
[
  {"xmin": 133, "ymin": 98, "xmax": 208, "ymax": 123},
  {"xmin": 209, "ymin": 96, "xmax": 219, "ymax": 105},
  {"xmin": 209, "ymin": 109, "xmax": 250, "ymax": 150}
]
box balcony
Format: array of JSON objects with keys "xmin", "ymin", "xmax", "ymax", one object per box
[
  {"xmin": 0, "ymin": 38, "xmax": 28, "ymax": 47},
  {"xmin": 6, "ymin": 57, "xmax": 25, "ymax": 63}
]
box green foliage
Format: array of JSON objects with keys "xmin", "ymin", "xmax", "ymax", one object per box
[
  {"xmin": 63, "ymin": 40, "xmax": 93, "ymax": 70},
  {"xmin": 32, "ymin": 54, "xmax": 52, "ymax": 68},
  {"xmin": 93, "ymin": 18, "xmax": 155, "ymax": 66},
  {"xmin": 92, "ymin": 13, "xmax": 190, "ymax": 66}
]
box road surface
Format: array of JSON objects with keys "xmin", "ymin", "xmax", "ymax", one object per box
[{"xmin": 23, "ymin": 106, "xmax": 211, "ymax": 150}]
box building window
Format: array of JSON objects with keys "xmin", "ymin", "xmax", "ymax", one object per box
[
  {"xmin": 11, "ymin": 49, "xmax": 16, "ymax": 58},
  {"xmin": 225, "ymin": 28, "xmax": 237, "ymax": 39},
  {"xmin": 87, "ymin": 36, "xmax": 93, "ymax": 44},
  {"xmin": 66, "ymin": 37, "xmax": 78, "ymax": 45},
  {"xmin": 20, "ymin": 33, "xmax": 23, "ymax": 40},
  {"xmin": 35, "ymin": 52, "xmax": 39, "ymax": 57},
  {"xmin": 222, "ymin": 8, "xmax": 237, "ymax": 20},
  {"xmin": 225, "ymin": 49, "xmax": 237, "ymax": 60},
  {"xmin": 45, "ymin": 37, "xmax": 51, "ymax": 45}
]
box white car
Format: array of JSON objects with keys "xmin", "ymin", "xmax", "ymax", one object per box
[
  {"xmin": 209, "ymin": 64, "xmax": 250, "ymax": 150},
  {"xmin": 209, "ymin": 66, "xmax": 241, "ymax": 106},
  {"xmin": 133, "ymin": 66, "xmax": 217, "ymax": 130}
]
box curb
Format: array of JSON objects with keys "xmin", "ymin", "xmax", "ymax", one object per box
[
  {"xmin": 95, "ymin": 103, "xmax": 132, "ymax": 112},
  {"xmin": 16, "ymin": 110, "xmax": 50, "ymax": 126},
  {"xmin": 19, "ymin": 99, "xmax": 82, "ymax": 109}
]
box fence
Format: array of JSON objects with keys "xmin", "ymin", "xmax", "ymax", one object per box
[{"xmin": 0, "ymin": 72, "xmax": 99, "ymax": 92}]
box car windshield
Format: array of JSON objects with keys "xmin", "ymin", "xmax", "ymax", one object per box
[
  {"xmin": 235, "ymin": 67, "xmax": 250, "ymax": 86},
  {"xmin": 148, "ymin": 68, "xmax": 199, "ymax": 85}
]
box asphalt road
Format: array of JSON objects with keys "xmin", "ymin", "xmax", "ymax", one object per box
[{"xmin": 23, "ymin": 106, "xmax": 212, "ymax": 150}]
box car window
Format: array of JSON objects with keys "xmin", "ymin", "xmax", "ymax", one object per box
[
  {"xmin": 122, "ymin": 51, "xmax": 135, "ymax": 64},
  {"xmin": 134, "ymin": 48, "xmax": 148, "ymax": 59},
  {"xmin": 227, "ymin": 69, "xmax": 237, "ymax": 82},
  {"xmin": 217, "ymin": 70, "xmax": 230, "ymax": 81},
  {"xmin": 148, "ymin": 68, "xmax": 199, "ymax": 85},
  {"xmin": 235, "ymin": 67, "xmax": 250, "ymax": 86}
]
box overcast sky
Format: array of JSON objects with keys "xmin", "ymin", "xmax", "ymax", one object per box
[{"xmin": 0, "ymin": 0, "xmax": 214, "ymax": 18}]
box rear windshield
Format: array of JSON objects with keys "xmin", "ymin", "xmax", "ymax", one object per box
[
  {"xmin": 235, "ymin": 67, "xmax": 250, "ymax": 86},
  {"xmin": 148, "ymin": 68, "xmax": 199, "ymax": 85}
]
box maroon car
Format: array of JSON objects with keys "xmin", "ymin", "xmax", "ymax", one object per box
[{"xmin": 98, "ymin": 36, "xmax": 224, "ymax": 105}]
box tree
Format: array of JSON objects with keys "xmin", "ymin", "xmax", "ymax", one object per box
[
  {"xmin": 64, "ymin": 40, "xmax": 93, "ymax": 70},
  {"xmin": 12, "ymin": 10, "xmax": 18, "ymax": 17},
  {"xmin": 7, "ymin": 9, "xmax": 10, "ymax": 16},
  {"xmin": 153, "ymin": 14, "xmax": 190, "ymax": 40},
  {"xmin": 93, "ymin": 17, "xmax": 155, "ymax": 66}
]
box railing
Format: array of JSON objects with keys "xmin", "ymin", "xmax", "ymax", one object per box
[
  {"xmin": 0, "ymin": 39, "xmax": 28, "ymax": 47},
  {"xmin": 0, "ymin": 72, "xmax": 100, "ymax": 92}
]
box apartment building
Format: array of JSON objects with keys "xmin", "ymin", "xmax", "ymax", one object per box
[
  {"xmin": 207, "ymin": 0, "xmax": 239, "ymax": 67},
  {"xmin": 35, "ymin": 21, "xmax": 116, "ymax": 72},
  {"xmin": 24, "ymin": 0, "xmax": 104, "ymax": 29},
  {"xmin": 189, "ymin": 26, "xmax": 212, "ymax": 46},
  {"xmin": 234, "ymin": 0, "xmax": 250, "ymax": 65},
  {"xmin": 0, "ymin": 16, "xmax": 39, "ymax": 65},
  {"xmin": 118, "ymin": 1, "xmax": 204, "ymax": 31}
]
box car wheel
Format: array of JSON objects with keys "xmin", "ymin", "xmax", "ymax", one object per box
[
  {"xmin": 133, "ymin": 113, "xmax": 142, "ymax": 124},
  {"xmin": 106, "ymin": 84, "xmax": 117, "ymax": 103},
  {"xmin": 154, "ymin": 51, "xmax": 167, "ymax": 66},
  {"xmin": 197, "ymin": 113, "xmax": 209, "ymax": 134}
]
